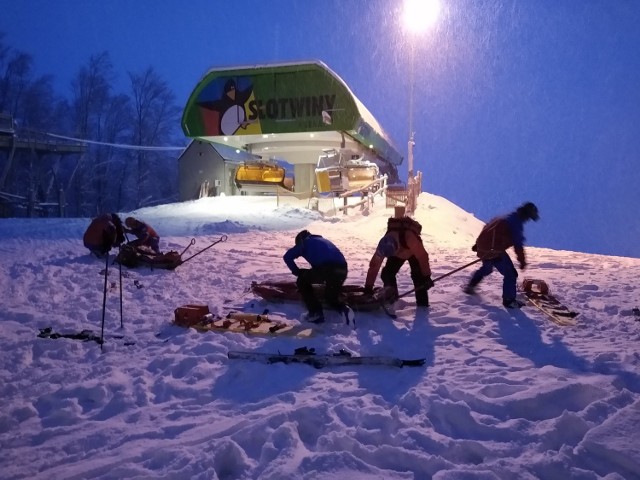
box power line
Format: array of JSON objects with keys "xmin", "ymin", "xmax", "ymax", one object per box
[{"xmin": 44, "ymin": 132, "xmax": 187, "ymax": 151}]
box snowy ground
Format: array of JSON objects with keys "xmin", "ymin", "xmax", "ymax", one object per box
[{"xmin": 1, "ymin": 192, "xmax": 639, "ymax": 479}]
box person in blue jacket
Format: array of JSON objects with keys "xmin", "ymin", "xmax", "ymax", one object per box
[
  {"xmin": 283, "ymin": 230, "xmax": 353, "ymax": 324},
  {"xmin": 464, "ymin": 202, "xmax": 539, "ymax": 308}
]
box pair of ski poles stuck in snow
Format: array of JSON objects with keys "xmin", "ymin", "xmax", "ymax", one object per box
[{"xmin": 98, "ymin": 235, "xmax": 228, "ymax": 351}]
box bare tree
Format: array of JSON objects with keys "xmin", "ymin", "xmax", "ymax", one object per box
[
  {"xmin": 0, "ymin": 34, "xmax": 33, "ymax": 116},
  {"xmin": 67, "ymin": 52, "xmax": 116, "ymax": 215},
  {"xmin": 101, "ymin": 93, "xmax": 131, "ymax": 211},
  {"xmin": 1, "ymin": 35, "xmax": 184, "ymax": 217},
  {"xmin": 0, "ymin": 35, "xmax": 64, "ymax": 214},
  {"xmin": 128, "ymin": 66, "xmax": 182, "ymax": 208}
]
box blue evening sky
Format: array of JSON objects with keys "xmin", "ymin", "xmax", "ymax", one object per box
[{"xmin": 2, "ymin": 0, "xmax": 639, "ymax": 257}]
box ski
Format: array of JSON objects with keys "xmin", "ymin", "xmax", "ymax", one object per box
[{"xmin": 227, "ymin": 348, "xmax": 426, "ymax": 368}]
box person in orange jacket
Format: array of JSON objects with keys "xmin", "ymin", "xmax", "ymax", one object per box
[
  {"xmin": 464, "ymin": 201, "xmax": 539, "ymax": 308},
  {"xmin": 364, "ymin": 216, "xmax": 433, "ymax": 307},
  {"xmin": 124, "ymin": 217, "xmax": 160, "ymax": 254},
  {"xmin": 83, "ymin": 213, "xmax": 125, "ymax": 258}
]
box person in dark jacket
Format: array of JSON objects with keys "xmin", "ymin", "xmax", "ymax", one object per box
[
  {"xmin": 364, "ymin": 216, "xmax": 433, "ymax": 307},
  {"xmin": 283, "ymin": 230, "xmax": 353, "ymax": 324},
  {"xmin": 83, "ymin": 213, "xmax": 125, "ymax": 258},
  {"xmin": 124, "ymin": 217, "xmax": 160, "ymax": 254},
  {"xmin": 464, "ymin": 202, "xmax": 539, "ymax": 308}
]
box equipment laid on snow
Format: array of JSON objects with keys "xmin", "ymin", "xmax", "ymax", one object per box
[
  {"xmin": 250, "ymin": 281, "xmax": 396, "ymax": 312},
  {"xmin": 173, "ymin": 304, "xmax": 314, "ymax": 338},
  {"xmin": 227, "ymin": 347, "xmax": 426, "ymax": 368},
  {"xmin": 520, "ymin": 279, "xmax": 578, "ymax": 326},
  {"xmin": 37, "ymin": 327, "xmax": 135, "ymax": 346},
  {"xmin": 115, "ymin": 244, "xmax": 182, "ymax": 269},
  {"xmin": 115, "ymin": 236, "xmax": 226, "ymax": 270}
]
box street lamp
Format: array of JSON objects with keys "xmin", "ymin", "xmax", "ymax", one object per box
[{"xmin": 402, "ymin": 0, "xmax": 441, "ymax": 180}]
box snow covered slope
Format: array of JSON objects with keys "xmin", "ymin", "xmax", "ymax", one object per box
[{"xmin": 1, "ymin": 192, "xmax": 639, "ymax": 479}]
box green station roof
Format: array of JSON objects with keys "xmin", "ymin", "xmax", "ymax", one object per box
[{"xmin": 181, "ymin": 60, "xmax": 403, "ymax": 167}]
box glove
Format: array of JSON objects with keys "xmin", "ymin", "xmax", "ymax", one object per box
[
  {"xmin": 363, "ymin": 285, "xmax": 374, "ymax": 295},
  {"xmin": 471, "ymin": 244, "xmax": 477, "ymax": 252}
]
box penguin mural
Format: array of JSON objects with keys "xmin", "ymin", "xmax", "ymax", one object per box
[{"xmin": 197, "ymin": 77, "xmax": 254, "ymax": 136}]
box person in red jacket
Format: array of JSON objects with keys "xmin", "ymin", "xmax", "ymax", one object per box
[
  {"xmin": 364, "ymin": 216, "xmax": 433, "ymax": 307},
  {"xmin": 124, "ymin": 217, "xmax": 160, "ymax": 254},
  {"xmin": 464, "ymin": 202, "xmax": 539, "ymax": 308},
  {"xmin": 83, "ymin": 213, "xmax": 125, "ymax": 258}
]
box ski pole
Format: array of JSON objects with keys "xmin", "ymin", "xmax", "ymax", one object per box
[
  {"xmin": 100, "ymin": 252, "xmax": 109, "ymax": 352},
  {"xmin": 119, "ymin": 259, "xmax": 123, "ymax": 329},
  {"xmin": 396, "ymin": 258, "xmax": 483, "ymax": 300},
  {"xmin": 179, "ymin": 235, "xmax": 228, "ymax": 266}
]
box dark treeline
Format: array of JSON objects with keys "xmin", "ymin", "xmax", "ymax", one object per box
[{"xmin": 0, "ymin": 33, "xmax": 186, "ymax": 218}]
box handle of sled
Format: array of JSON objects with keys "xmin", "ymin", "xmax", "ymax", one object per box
[
  {"xmin": 397, "ymin": 258, "xmax": 483, "ymax": 300},
  {"xmin": 179, "ymin": 235, "xmax": 228, "ymax": 265},
  {"xmin": 179, "ymin": 238, "xmax": 196, "ymax": 257}
]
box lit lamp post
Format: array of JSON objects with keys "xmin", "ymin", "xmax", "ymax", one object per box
[{"xmin": 402, "ymin": 0, "xmax": 441, "ymax": 181}]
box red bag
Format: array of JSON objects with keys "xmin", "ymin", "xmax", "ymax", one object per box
[{"xmin": 174, "ymin": 304, "xmax": 210, "ymax": 327}]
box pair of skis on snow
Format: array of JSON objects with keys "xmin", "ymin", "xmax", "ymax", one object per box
[{"xmin": 228, "ymin": 347, "xmax": 426, "ymax": 369}]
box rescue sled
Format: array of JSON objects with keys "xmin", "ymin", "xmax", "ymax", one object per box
[
  {"xmin": 250, "ymin": 280, "xmax": 395, "ymax": 312},
  {"xmin": 115, "ymin": 245, "xmax": 182, "ymax": 270},
  {"xmin": 115, "ymin": 235, "xmax": 227, "ymax": 270}
]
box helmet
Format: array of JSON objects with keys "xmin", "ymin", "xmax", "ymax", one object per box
[
  {"xmin": 295, "ymin": 230, "xmax": 311, "ymax": 246},
  {"xmin": 376, "ymin": 234, "xmax": 399, "ymax": 258},
  {"xmin": 517, "ymin": 202, "xmax": 539, "ymax": 222},
  {"xmin": 125, "ymin": 217, "xmax": 137, "ymax": 228}
]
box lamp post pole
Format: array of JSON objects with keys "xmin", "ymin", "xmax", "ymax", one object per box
[
  {"xmin": 402, "ymin": 0, "xmax": 441, "ymax": 187},
  {"xmin": 408, "ymin": 39, "xmax": 416, "ymax": 181}
]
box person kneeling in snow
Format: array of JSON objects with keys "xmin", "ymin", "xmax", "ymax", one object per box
[
  {"xmin": 124, "ymin": 217, "xmax": 161, "ymax": 254},
  {"xmin": 283, "ymin": 230, "xmax": 353, "ymax": 324},
  {"xmin": 83, "ymin": 213, "xmax": 125, "ymax": 258},
  {"xmin": 364, "ymin": 216, "xmax": 434, "ymax": 307}
]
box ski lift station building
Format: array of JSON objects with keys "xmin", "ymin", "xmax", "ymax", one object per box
[{"xmin": 178, "ymin": 60, "xmax": 403, "ymax": 200}]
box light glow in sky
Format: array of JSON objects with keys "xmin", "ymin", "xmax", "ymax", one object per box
[{"xmin": 402, "ymin": 0, "xmax": 441, "ymax": 34}]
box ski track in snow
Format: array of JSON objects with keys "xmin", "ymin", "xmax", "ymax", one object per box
[{"xmin": 1, "ymin": 194, "xmax": 639, "ymax": 479}]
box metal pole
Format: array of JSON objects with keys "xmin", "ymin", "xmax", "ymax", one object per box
[
  {"xmin": 397, "ymin": 258, "xmax": 483, "ymax": 300},
  {"xmin": 408, "ymin": 40, "xmax": 416, "ymax": 180},
  {"xmin": 119, "ymin": 260, "xmax": 123, "ymax": 329},
  {"xmin": 100, "ymin": 253, "xmax": 109, "ymax": 352}
]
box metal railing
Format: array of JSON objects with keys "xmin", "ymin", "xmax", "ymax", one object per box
[{"xmin": 335, "ymin": 175, "xmax": 388, "ymax": 215}]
